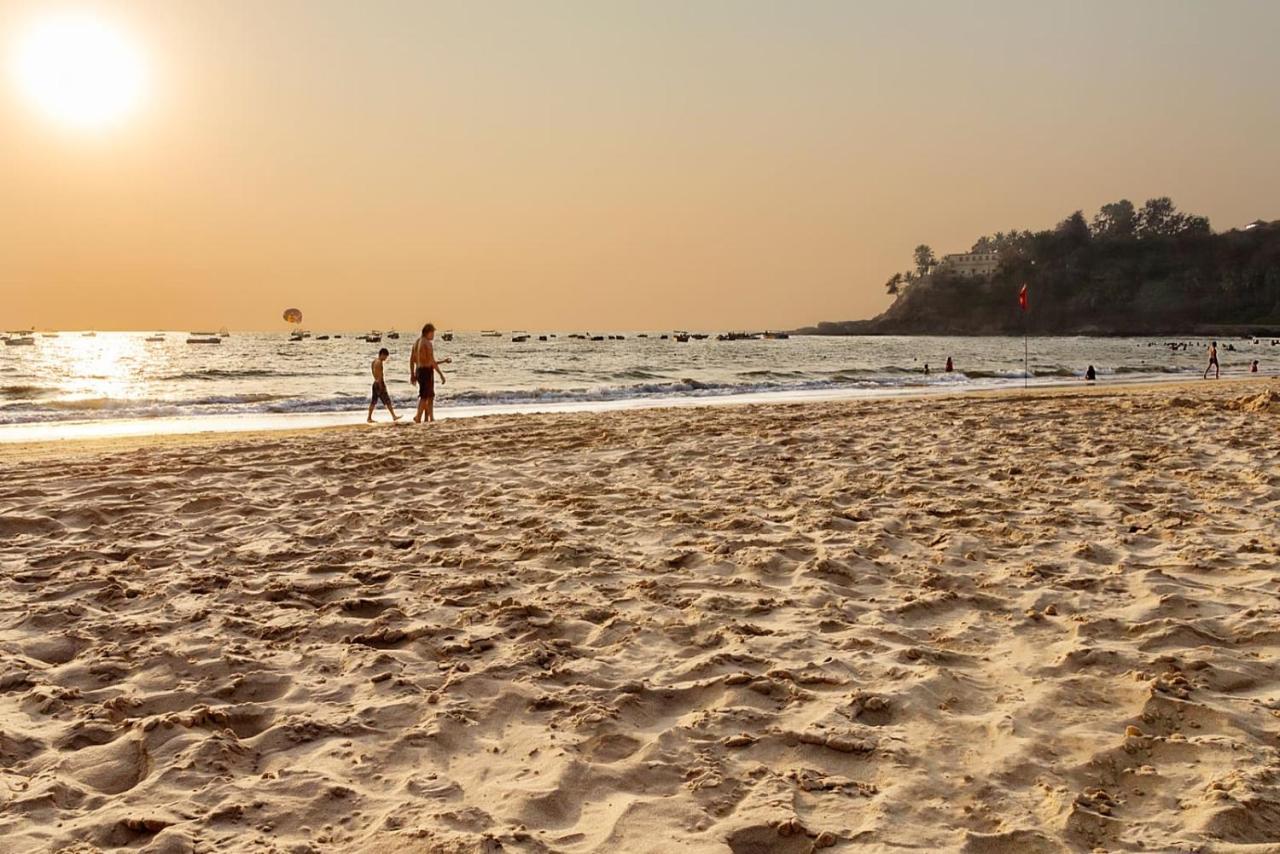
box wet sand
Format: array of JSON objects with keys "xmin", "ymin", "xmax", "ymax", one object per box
[{"xmin": 1, "ymin": 379, "xmax": 1278, "ymax": 852}]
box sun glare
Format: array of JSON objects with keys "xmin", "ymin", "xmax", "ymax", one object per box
[{"xmin": 11, "ymin": 11, "xmax": 147, "ymax": 129}]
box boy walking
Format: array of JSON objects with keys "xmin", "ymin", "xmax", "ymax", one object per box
[
  {"xmin": 367, "ymin": 348, "xmax": 401, "ymax": 422},
  {"xmin": 410, "ymin": 323, "xmax": 452, "ymax": 423}
]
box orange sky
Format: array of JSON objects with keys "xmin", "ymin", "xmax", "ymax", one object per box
[{"xmin": 3, "ymin": 1, "xmax": 1279, "ymax": 331}]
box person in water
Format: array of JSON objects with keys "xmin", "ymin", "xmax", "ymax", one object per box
[
  {"xmin": 1203, "ymin": 341, "xmax": 1220, "ymax": 380},
  {"xmin": 945, "ymin": 357, "xmax": 954, "ymax": 373},
  {"xmin": 367, "ymin": 347, "xmax": 401, "ymax": 423},
  {"xmin": 1085, "ymin": 365, "xmax": 1097, "ymax": 382},
  {"xmin": 1251, "ymin": 359, "xmax": 1260, "ymax": 373},
  {"xmin": 410, "ymin": 323, "xmax": 452, "ymax": 423}
]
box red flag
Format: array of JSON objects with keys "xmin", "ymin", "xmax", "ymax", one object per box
[{"xmin": 1018, "ymin": 283, "xmax": 1028, "ymax": 312}]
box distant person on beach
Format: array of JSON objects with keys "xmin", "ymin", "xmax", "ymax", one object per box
[
  {"xmin": 1085, "ymin": 365, "xmax": 1097, "ymax": 382},
  {"xmin": 367, "ymin": 348, "xmax": 401, "ymax": 423},
  {"xmin": 945, "ymin": 357, "xmax": 954, "ymax": 373},
  {"xmin": 410, "ymin": 323, "xmax": 452, "ymax": 423},
  {"xmin": 1251, "ymin": 359, "xmax": 1259, "ymax": 373},
  {"xmin": 923, "ymin": 363, "xmax": 930, "ymax": 375},
  {"xmin": 1203, "ymin": 341, "xmax": 1220, "ymax": 380}
]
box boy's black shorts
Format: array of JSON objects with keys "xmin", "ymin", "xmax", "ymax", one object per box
[{"xmin": 371, "ymin": 380, "xmax": 391, "ymax": 406}]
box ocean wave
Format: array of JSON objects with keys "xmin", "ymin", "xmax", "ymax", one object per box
[
  {"xmin": 608, "ymin": 369, "xmax": 667, "ymax": 380},
  {"xmin": 0, "ymin": 392, "xmax": 298, "ymax": 422},
  {"xmin": 0, "ymin": 385, "xmax": 46, "ymax": 400},
  {"xmin": 158, "ymin": 368, "xmax": 284, "ymax": 381},
  {"xmin": 1114, "ymin": 365, "xmax": 1195, "ymax": 374},
  {"xmin": 963, "ymin": 369, "xmax": 1034, "ymax": 379},
  {"xmin": 736, "ymin": 369, "xmax": 811, "ymax": 379}
]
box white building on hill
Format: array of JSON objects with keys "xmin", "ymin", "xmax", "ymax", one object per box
[{"xmin": 939, "ymin": 250, "xmax": 999, "ymax": 278}]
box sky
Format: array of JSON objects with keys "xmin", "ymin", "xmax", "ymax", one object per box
[{"xmin": 2, "ymin": 0, "xmax": 1279, "ymax": 332}]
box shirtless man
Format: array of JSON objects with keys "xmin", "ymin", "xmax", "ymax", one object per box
[
  {"xmin": 1203, "ymin": 340, "xmax": 1220, "ymax": 380},
  {"xmin": 367, "ymin": 347, "xmax": 401, "ymax": 423},
  {"xmin": 410, "ymin": 323, "xmax": 452, "ymax": 423}
]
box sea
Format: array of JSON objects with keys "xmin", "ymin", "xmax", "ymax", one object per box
[{"xmin": 0, "ymin": 331, "xmax": 1271, "ymax": 439}]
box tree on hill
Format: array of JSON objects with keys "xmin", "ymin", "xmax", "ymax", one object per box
[
  {"xmin": 1091, "ymin": 199, "xmax": 1137, "ymax": 239},
  {"xmin": 885, "ymin": 272, "xmax": 904, "ymax": 295},
  {"xmin": 913, "ymin": 244, "xmax": 936, "ymax": 276},
  {"xmin": 1137, "ymin": 197, "xmax": 1179, "ymax": 237},
  {"xmin": 1057, "ymin": 211, "xmax": 1091, "ymax": 246}
]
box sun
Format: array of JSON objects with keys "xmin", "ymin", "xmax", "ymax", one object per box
[{"xmin": 11, "ymin": 11, "xmax": 148, "ymax": 129}]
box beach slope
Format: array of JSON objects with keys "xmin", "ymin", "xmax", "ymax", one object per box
[{"xmin": 1, "ymin": 381, "xmax": 1279, "ymax": 852}]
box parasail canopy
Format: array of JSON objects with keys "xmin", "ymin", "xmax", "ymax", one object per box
[{"xmin": 282, "ymin": 308, "xmax": 303, "ymax": 325}]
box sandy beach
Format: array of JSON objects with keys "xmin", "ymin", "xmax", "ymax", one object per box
[{"xmin": 2, "ymin": 379, "xmax": 1278, "ymax": 853}]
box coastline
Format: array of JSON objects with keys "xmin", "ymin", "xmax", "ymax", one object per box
[
  {"xmin": 0, "ymin": 371, "xmax": 1268, "ymax": 448},
  {"xmin": 2, "ymin": 378, "xmax": 1278, "ymax": 851}
]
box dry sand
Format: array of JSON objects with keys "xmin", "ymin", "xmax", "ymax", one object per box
[{"xmin": 1, "ymin": 380, "xmax": 1279, "ymax": 853}]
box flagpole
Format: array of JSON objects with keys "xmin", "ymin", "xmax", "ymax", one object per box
[
  {"xmin": 1024, "ymin": 316, "xmax": 1028, "ymax": 390},
  {"xmin": 1019, "ymin": 283, "xmax": 1029, "ymax": 390}
]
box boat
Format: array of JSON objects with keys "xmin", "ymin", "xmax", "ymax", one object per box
[
  {"xmin": 637, "ymin": 334, "xmax": 648, "ymax": 338},
  {"xmin": 716, "ymin": 332, "xmax": 758, "ymax": 341},
  {"xmin": 41, "ymin": 333, "xmax": 58, "ymax": 338},
  {"xmin": 590, "ymin": 335, "xmax": 605, "ymax": 341},
  {"xmin": 186, "ymin": 336, "xmax": 221, "ymax": 345},
  {"xmin": 691, "ymin": 333, "xmax": 709, "ymax": 340},
  {"xmin": 386, "ymin": 330, "xmax": 400, "ymax": 340},
  {"xmin": 191, "ymin": 331, "xmax": 218, "ymax": 336},
  {"xmin": 762, "ymin": 331, "xmax": 791, "ymax": 340},
  {"xmin": 361, "ymin": 332, "xmax": 382, "ymax": 343},
  {"xmin": 512, "ymin": 334, "xmax": 530, "ymax": 342},
  {"xmin": 4, "ymin": 336, "xmax": 35, "ymax": 347},
  {"xmin": 480, "ymin": 330, "xmax": 502, "ymax": 337},
  {"xmin": 315, "ymin": 335, "xmax": 331, "ymax": 341},
  {"xmin": 538, "ymin": 335, "xmax": 548, "ymax": 341},
  {"xmin": 218, "ymin": 327, "xmax": 230, "ymax": 338},
  {"xmin": 144, "ymin": 334, "xmax": 166, "ymax": 343},
  {"xmin": 81, "ymin": 331, "xmax": 96, "ymax": 337},
  {"xmin": 674, "ymin": 334, "xmax": 689, "ymax": 343},
  {"xmin": 289, "ymin": 331, "xmax": 305, "ymax": 342},
  {"xmin": 441, "ymin": 332, "xmax": 454, "ymax": 342}
]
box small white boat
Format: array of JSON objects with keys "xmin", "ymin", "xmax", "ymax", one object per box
[
  {"xmin": 4, "ymin": 336, "xmax": 35, "ymax": 347},
  {"xmin": 386, "ymin": 329, "xmax": 400, "ymax": 340},
  {"xmin": 145, "ymin": 334, "xmax": 166, "ymax": 343}
]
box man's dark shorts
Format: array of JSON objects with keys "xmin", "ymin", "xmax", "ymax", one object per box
[
  {"xmin": 371, "ymin": 380, "xmax": 391, "ymax": 407},
  {"xmin": 416, "ymin": 367, "xmax": 435, "ymax": 400}
]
